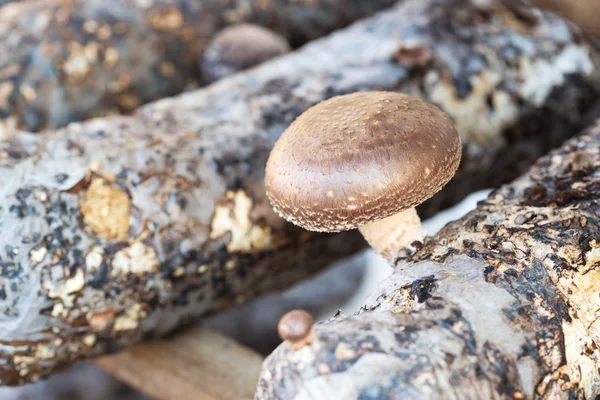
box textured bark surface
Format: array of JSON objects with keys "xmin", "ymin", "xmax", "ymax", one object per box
[
  {"xmin": 257, "ymin": 123, "xmax": 600, "ymax": 399},
  {"xmin": 0, "ymin": 0, "xmax": 599, "ymax": 385},
  {"xmin": 0, "ymin": 0, "xmax": 396, "ymax": 133}
]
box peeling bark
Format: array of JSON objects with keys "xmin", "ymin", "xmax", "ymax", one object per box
[
  {"xmin": 0, "ymin": 0, "xmax": 396, "ymax": 133},
  {"xmin": 256, "ymin": 122, "xmax": 600, "ymax": 399},
  {"xmin": 0, "ymin": 0, "xmax": 599, "ymax": 385}
]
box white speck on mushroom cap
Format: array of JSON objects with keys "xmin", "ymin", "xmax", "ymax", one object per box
[{"xmin": 265, "ymin": 91, "xmax": 462, "ymax": 232}]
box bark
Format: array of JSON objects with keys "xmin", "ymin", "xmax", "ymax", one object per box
[
  {"xmin": 0, "ymin": 0, "xmax": 599, "ymax": 385},
  {"xmin": 256, "ymin": 122, "xmax": 600, "ymax": 399},
  {"xmin": 0, "ymin": 0, "xmax": 396, "ymax": 133}
]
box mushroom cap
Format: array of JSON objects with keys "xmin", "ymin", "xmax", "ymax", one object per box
[
  {"xmin": 265, "ymin": 91, "xmax": 461, "ymax": 232},
  {"xmin": 277, "ymin": 310, "xmax": 314, "ymax": 344},
  {"xmin": 201, "ymin": 23, "xmax": 291, "ymax": 83}
]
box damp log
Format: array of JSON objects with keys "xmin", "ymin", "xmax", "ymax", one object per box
[
  {"xmin": 0, "ymin": 0, "xmax": 599, "ymax": 385},
  {"xmin": 256, "ymin": 123, "xmax": 600, "ymax": 399},
  {"xmin": 0, "ymin": 0, "xmax": 396, "ymax": 133}
]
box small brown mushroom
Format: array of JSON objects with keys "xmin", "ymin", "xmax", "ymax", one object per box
[
  {"xmin": 277, "ymin": 309, "xmax": 315, "ymax": 350},
  {"xmin": 200, "ymin": 23, "xmax": 291, "ymax": 83},
  {"xmin": 265, "ymin": 91, "xmax": 461, "ymax": 260}
]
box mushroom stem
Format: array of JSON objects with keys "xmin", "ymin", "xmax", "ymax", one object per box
[{"xmin": 358, "ymin": 207, "xmax": 424, "ymax": 260}]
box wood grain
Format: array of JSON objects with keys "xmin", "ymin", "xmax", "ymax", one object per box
[{"xmin": 96, "ymin": 327, "xmax": 263, "ymax": 400}]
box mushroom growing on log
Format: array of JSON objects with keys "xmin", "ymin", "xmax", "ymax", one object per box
[
  {"xmin": 265, "ymin": 91, "xmax": 462, "ymax": 259},
  {"xmin": 256, "ymin": 122, "xmax": 600, "ymax": 399},
  {"xmin": 201, "ymin": 24, "xmax": 291, "ymax": 84},
  {"xmin": 277, "ymin": 310, "xmax": 316, "ymax": 351},
  {"xmin": 0, "ymin": 0, "xmax": 396, "ymax": 133},
  {"xmin": 0, "ymin": 0, "xmax": 599, "ymax": 385}
]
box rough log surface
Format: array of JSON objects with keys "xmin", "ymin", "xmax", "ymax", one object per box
[
  {"xmin": 0, "ymin": 0, "xmax": 599, "ymax": 385},
  {"xmin": 0, "ymin": 0, "xmax": 396, "ymax": 132},
  {"xmin": 257, "ymin": 122, "xmax": 600, "ymax": 399}
]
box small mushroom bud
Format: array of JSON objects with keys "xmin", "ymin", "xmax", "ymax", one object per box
[
  {"xmin": 277, "ymin": 309, "xmax": 315, "ymax": 350},
  {"xmin": 200, "ymin": 23, "xmax": 291, "ymax": 83},
  {"xmin": 265, "ymin": 91, "xmax": 462, "ymax": 260}
]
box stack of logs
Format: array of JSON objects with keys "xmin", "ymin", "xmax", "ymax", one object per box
[{"xmin": 1, "ymin": 0, "xmax": 600, "ymax": 399}]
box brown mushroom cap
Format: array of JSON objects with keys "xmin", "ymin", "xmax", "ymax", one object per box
[
  {"xmin": 201, "ymin": 23, "xmax": 291, "ymax": 83},
  {"xmin": 265, "ymin": 91, "xmax": 461, "ymax": 232},
  {"xmin": 277, "ymin": 310, "xmax": 314, "ymax": 345}
]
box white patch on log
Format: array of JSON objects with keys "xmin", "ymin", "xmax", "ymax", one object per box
[
  {"xmin": 519, "ymin": 44, "xmax": 594, "ymax": 106},
  {"xmin": 366, "ymin": 255, "xmax": 535, "ymax": 396}
]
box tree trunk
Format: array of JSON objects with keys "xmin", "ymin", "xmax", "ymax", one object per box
[
  {"xmin": 257, "ymin": 122, "xmax": 600, "ymax": 399},
  {"xmin": 0, "ymin": 0, "xmax": 396, "ymax": 132},
  {"xmin": 0, "ymin": 0, "xmax": 598, "ymax": 385}
]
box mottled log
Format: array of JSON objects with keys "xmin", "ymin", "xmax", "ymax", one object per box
[
  {"xmin": 257, "ymin": 122, "xmax": 600, "ymax": 399},
  {"xmin": 0, "ymin": 0, "xmax": 396, "ymax": 133},
  {"xmin": 0, "ymin": 0, "xmax": 599, "ymax": 385}
]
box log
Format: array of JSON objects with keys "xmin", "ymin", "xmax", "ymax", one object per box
[
  {"xmin": 0, "ymin": 0, "xmax": 599, "ymax": 385},
  {"xmin": 0, "ymin": 0, "xmax": 396, "ymax": 132},
  {"xmin": 95, "ymin": 327, "xmax": 263, "ymax": 400},
  {"xmin": 532, "ymin": 0, "xmax": 600, "ymax": 38},
  {"xmin": 256, "ymin": 122, "xmax": 600, "ymax": 399}
]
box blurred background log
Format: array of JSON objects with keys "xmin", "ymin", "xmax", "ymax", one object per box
[
  {"xmin": 532, "ymin": 0, "xmax": 600, "ymax": 38},
  {"xmin": 257, "ymin": 119, "xmax": 600, "ymax": 400},
  {"xmin": 0, "ymin": 0, "xmax": 599, "ymax": 387},
  {"xmin": 0, "ymin": 0, "xmax": 396, "ymax": 132}
]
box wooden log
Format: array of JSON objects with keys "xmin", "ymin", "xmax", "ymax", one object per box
[
  {"xmin": 532, "ymin": 0, "xmax": 600, "ymax": 38},
  {"xmin": 256, "ymin": 122, "xmax": 600, "ymax": 399},
  {"xmin": 0, "ymin": 0, "xmax": 396, "ymax": 132},
  {"xmin": 0, "ymin": 0, "xmax": 599, "ymax": 385},
  {"xmin": 95, "ymin": 327, "xmax": 263, "ymax": 400}
]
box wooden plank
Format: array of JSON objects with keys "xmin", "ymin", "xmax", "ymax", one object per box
[{"xmin": 96, "ymin": 327, "xmax": 263, "ymax": 400}]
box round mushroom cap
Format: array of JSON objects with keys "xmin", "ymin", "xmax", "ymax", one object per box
[
  {"xmin": 265, "ymin": 91, "xmax": 461, "ymax": 232},
  {"xmin": 277, "ymin": 310, "xmax": 314, "ymax": 344},
  {"xmin": 200, "ymin": 23, "xmax": 291, "ymax": 83}
]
